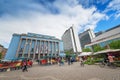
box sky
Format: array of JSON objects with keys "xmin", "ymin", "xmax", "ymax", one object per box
[{"xmin": 0, "ymin": 0, "xmax": 120, "ymax": 48}]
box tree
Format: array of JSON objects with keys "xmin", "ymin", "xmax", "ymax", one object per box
[
  {"xmin": 93, "ymin": 44, "xmax": 104, "ymax": 52},
  {"xmin": 0, "ymin": 52, "xmax": 2, "ymax": 59},
  {"xmin": 65, "ymin": 49, "xmax": 74, "ymax": 57},
  {"xmin": 82, "ymin": 48, "xmax": 92, "ymax": 52},
  {"xmin": 109, "ymin": 40, "xmax": 120, "ymax": 49}
]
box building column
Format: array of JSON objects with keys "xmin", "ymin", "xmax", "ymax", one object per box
[
  {"xmin": 47, "ymin": 41, "xmax": 49, "ymax": 54},
  {"xmin": 46, "ymin": 41, "xmax": 49, "ymax": 58},
  {"xmin": 38, "ymin": 40, "xmax": 41, "ymax": 60},
  {"xmin": 16, "ymin": 38, "xmax": 22, "ymax": 58},
  {"xmin": 22, "ymin": 38, "xmax": 28, "ymax": 57},
  {"xmin": 57, "ymin": 42, "xmax": 59, "ymax": 57},
  {"xmin": 48, "ymin": 41, "xmax": 50, "ymax": 58},
  {"xmin": 55, "ymin": 42, "xmax": 56, "ymax": 56},
  {"xmin": 51, "ymin": 42, "xmax": 53, "ymax": 56},
  {"xmin": 52, "ymin": 41, "xmax": 54, "ymax": 57},
  {"xmin": 43, "ymin": 40, "xmax": 45, "ymax": 57},
  {"xmin": 58, "ymin": 42, "xmax": 60, "ymax": 55},
  {"xmin": 33, "ymin": 39, "xmax": 37, "ymax": 60},
  {"xmin": 28, "ymin": 39, "xmax": 32, "ymax": 58}
]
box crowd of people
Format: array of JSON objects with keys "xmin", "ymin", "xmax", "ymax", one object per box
[
  {"xmin": 0, "ymin": 59, "xmax": 33, "ymax": 72},
  {"xmin": 0, "ymin": 54, "xmax": 119, "ymax": 72},
  {"xmin": 36, "ymin": 57, "xmax": 78, "ymax": 66}
]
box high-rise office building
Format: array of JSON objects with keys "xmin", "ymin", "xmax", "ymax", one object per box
[
  {"xmin": 5, "ymin": 33, "xmax": 64, "ymax": 60},
  {"xmin": 62, "ymin": 27, "xmax": 82, "ymax": 53},
  {"xmin": 79, "ymin": 29, "xmax": 95, "ymax": 49}
]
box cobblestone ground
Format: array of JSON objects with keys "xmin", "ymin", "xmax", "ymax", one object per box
[{"xmin": 0, "ymin": 62, "xmax": 120, "ymax": 80}]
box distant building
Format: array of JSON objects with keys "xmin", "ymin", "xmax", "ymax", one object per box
[
  {"xmin": 5, "ymin": 33, "xmax": 64, "ymax": 60},
  {"xmin": 85, "ymin": 25, "xmax": 120, "ymax": 51},
  {"xmin": 0, "ymin": 45, "xmax": 7, "ymax": 59},
  {"xmin": 95, "ymin": 31, "xmax": 104, "ymax": 37},
  {"xmin": 78, "ymin": 29, "xmax": 95, "ymax": 49},
  {"xmin": 62, "ymin": 26, "xmax": 82, "ymax": 53}
]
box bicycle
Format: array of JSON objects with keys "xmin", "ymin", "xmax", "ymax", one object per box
[{"xmin": 99, "ymin": 60, "xmax": 117, "ymax": 69}]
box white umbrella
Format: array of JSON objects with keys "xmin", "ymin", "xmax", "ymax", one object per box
[{"xmin": 78, "ymin": 52, "xmax": 92, "ymax": 57}]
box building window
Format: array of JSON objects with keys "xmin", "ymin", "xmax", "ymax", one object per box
[
  {"xmin": 31, "ymin": 48, "xmax": 34, "ymax": 52},
  {"xmin": 19, "ymin": 48, "xmax": 23, "ymax": 52}
]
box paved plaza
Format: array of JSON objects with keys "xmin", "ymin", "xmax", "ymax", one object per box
[{"xmin": 0, "ymin": 62, "xmax": 120, "ymax": 80}]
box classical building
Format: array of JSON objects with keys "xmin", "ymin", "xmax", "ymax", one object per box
[
  {"xmin": 78, "ymin": 29, "xmax": 95, "ymax": 49},
  {"xmin": 5, "ymin": 33, "xmax": 64, "ymax": 60},
  {"xmin": 62, "ymin": 26, "xmax": 82, "ymax": 53},
  {"xmin": 85, "ymin": 25, "xmax": 120, "ymax": 51}
]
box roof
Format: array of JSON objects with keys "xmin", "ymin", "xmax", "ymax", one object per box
[
  {"xmin": 13, "ymin": 32, "xmax": 61, "ymax": 41},
  {"xmin": 105, "ymin": 24, "xmax": 120, "ymax": 32},
  {"xmin": 93, "ymin": 49, "xmax": 120, "ymax": 55}
]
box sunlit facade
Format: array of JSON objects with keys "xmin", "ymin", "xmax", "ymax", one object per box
[
  {"xmin": 5, "ymin": 33, "xmax": 64, "ymax": 60},
  {"xmin": 62, "ymin": 27, "xmax": 82, "ymax": 53}
]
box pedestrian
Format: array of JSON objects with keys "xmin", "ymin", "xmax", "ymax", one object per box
[
  {"xmin": 108, "ymin": 54, "xmax": 114, "ymax": 66},
  {"xmin": 80, "ymin": 57, "xmax": 84, "ymax": 67},
  {"xmin": 22, "ymin": 60, "xmax": 28, "ymax": 72},
  {"xmin": 70, "ymin": 57, "xmax": 73, "ymax": 64},
  {"xmin": 68, "ymin": 57, "xmax": 71, "ymax": 65},
  {"xmin": 61, "ymin": 58, "xmax": 65, "ymax": 65}
]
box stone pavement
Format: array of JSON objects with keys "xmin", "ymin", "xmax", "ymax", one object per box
[{"xmin": 0, "ymin": 62, "xmax": 120, "ymax": 80}]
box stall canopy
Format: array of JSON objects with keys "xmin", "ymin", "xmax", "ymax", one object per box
[
  {"xmin": 78, "ymin": 52, "xmax": 92, "ymax": 57},
  {"xmin": 93, "ymin": 49, "xmax": 120, "ymax": 55},
  {"xmin": 1, "ymin": 59, "xmax": 12, "ymax": 62}
]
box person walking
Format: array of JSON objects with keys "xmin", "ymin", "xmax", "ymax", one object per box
[
  {"xmin": 68, "ymin": 57, "xmax": 71, "ymax": 65},
  {"xmin": 108, "ymin": 54, "xmax": 114, "ymax": 66},
  {"xmin": 80, "ymin": 57, "xmax": 84, "ymax": 67},
  {"xmin": 22, "ymin": 60, "xmax": 28, "ymax": 72}
]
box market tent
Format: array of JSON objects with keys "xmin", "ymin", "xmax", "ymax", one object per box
[
  {"xmin": 93, "ymin": 49, "xmax": 120, "ymax": 55},
  {"xmin": 78, "ymin": 52, "xmax": 92, "ymax": 57},
  {"xmin": 1, "ymin": 59, "xmax": 12, "ymax": 62}
]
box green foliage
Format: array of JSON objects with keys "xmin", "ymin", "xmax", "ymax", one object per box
[
  {"xmin": 0, "ymin": 52, "xmax": 2, "ymax": 59},
  {"xmin": 109, "ymin": 40, "xmax": 120, "ymax": 49},
  {"xmin": 65, "ymin": 49, "xmax": 73, "ymax": 56},
  {"xmin": 84, "ymin": 56, "xmax": 103, "ymax": 65},
  {"xmin": 93, "ymin": 44, "xmax": 104, "ymax": 52},
  {"xmin": 84, "ymin": 57, "xmax": 95, "ymax": 65},
  {"xmin": 82, "ymin": 48, "xmax": 92, "ymax": 52},
  {"xmin": 115, "ymin": 63, "xmax": 120, "ymax": 67}
]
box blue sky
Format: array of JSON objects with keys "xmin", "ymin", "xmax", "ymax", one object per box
[{"xmin": 0, "ymin": 0, "xmax": 120, "ymax": 48}]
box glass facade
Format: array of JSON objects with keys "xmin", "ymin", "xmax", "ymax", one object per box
[{"xmin": 85, "ymin": 25, "xmax": 120, "ymax": 52}]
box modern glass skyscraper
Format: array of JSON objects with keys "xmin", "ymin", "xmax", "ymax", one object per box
[
  {"xmin": 79, "ymin": 29, "xmax": 95, "ymax": 49},
  {"xmin": 5, "ymin": 33, "xmax": 64, "ymax": 60},
  {"xmin": 62, "ymin": 27, "xmax": 82, "ymax": 53}
]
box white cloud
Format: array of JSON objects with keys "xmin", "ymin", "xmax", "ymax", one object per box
[
  {"xmin": 0, "ymin": 0, "xmax": 106, "ymax": 48},
  {"xmin": 84, "ymin": 12, "xmax": 108, "ymax": 30},
  {"xmin": 108, "ymin": 0, "xmax": 120, "ymax": 9},
  {"xmin": 106, "ymin": 0, "xmax": 120, "ymax": 19}
]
